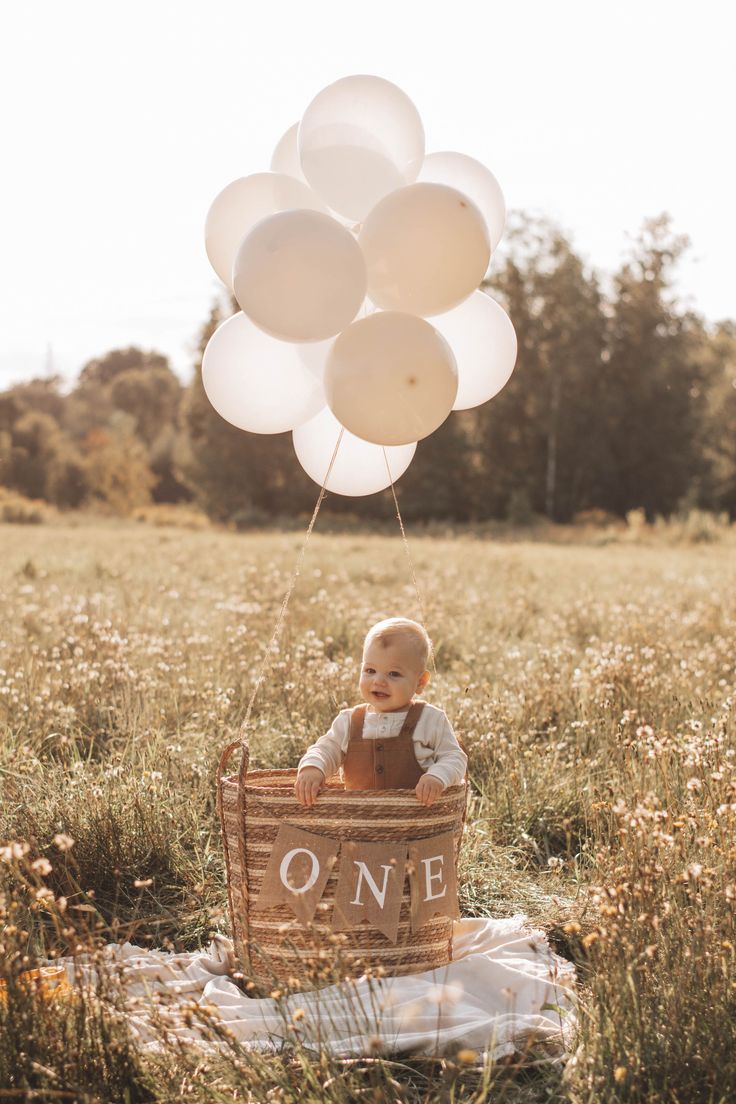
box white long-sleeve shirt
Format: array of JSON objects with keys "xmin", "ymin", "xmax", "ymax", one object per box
[{"xmin": 297, "ymin": 702, "xmax": 467, "ymax": 790}]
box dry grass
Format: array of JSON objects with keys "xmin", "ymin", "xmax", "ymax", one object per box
[{"xmin": 1, "ymin": 520, "xmax": 734, "ymax": 1102}]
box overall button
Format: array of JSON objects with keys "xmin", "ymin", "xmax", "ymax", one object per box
[
  {"xmin": 375, "ymin": 743, "xmax": 383, "ymax": 751},
  {"xmin": 376, "ymin": 765, "xmax": 384, "ymax": 774}
]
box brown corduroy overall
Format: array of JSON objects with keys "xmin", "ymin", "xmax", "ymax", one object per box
[{"xmin": 342, "ymin": 702, "xmax": 426, "ymax": 790}]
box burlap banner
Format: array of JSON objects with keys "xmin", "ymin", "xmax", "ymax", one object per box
[
  {"xmin": 254, "ymin": 823, "xmax": 458, "ymax": 941},
  {"xmin": 253, "ymin": 824, "xmax": 339, "ymax": 924},
  {"xmin": 407, "ymin": 831, "xmax": 459, "ymax": 933},
  {"xmin": 331, "ymin": 840, "xmax": 408, "ymax": 942}
]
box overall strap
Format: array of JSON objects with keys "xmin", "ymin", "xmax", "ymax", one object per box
[
  {"xmin": 398, "ymin": 700, "xmax": 426, "ymax": 739},
  {"xmin": 348, "ymin": 704, "xmax": 367, "ymax": 742}
]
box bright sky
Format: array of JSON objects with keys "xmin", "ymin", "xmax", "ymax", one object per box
[{"xmin": 1, "ymin": 0, "xmax": 734, "ymax": 389}]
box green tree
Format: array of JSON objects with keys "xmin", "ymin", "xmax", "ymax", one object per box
[
  {"xmin": 67, "ymin": 347, "xmax": 188, "ymax": 502},
  {"xmin": 109, "ymin": 367, "xmax": 182, "ymax": 448},
  {"xmin": 0, "ymin": 395, "xmax": 23, "ymax": 489},
  {"xmin": 45, "ymin": 444, "xmax": 88, "ymax": 508},
  {"xmin": 8, "ymin": 412, "xmax": 64, "ymax": 501},
  {"xmin": 109, "ymin": 366, "xmax": 190, "ymax": 501},
  {"xmin": 1, "ymin": 376, "xmax": 66, "ymax": 423},
  {"xmin": 398, "ymin": 411, "xmax": 477, "ymax": 522},
  {"xmin": 0, "ymin": 383, "xmax": 89, "ymax": 507},
  {"xmin": 77, "ymin": 347, "xmax": 171, "ymax": 389},
  {"xmin": 601, "ymin": 215, "xmax": 705, "ymax": 517},
  {"xmin": 697, "ymin": 320, "xmax": 736, "ymax": 515},
  {"xmin": 82, "ymin": 415, "xmax": 155, "ymax": 514},
  {"xmin": 67, "ymin": 348, "xmax": 168, "ymax": 440},
  {"xmin": 0, "ymin": 409, "xmax": 88, "ymax": 508},
  {"xmin": 480, "ymin": 216, "xmax": 606, "ymax": 520}
]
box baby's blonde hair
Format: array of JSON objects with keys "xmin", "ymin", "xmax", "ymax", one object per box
[{"xmin": 363, "ymin": 618, "xmax": 431, "ymax": 670}]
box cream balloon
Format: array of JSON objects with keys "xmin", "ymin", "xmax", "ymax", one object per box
[
  {"xmin": 359, "ymin": 183, "xmax": 491, "ymax": 317},
  {"xmin": 271, "ymin": 123, "xmax": 354, "ymax": 228},
  {"xmin": 324, "ymin": 312, "xmax": 458, "ymax": 446},
  {"xmin": 419, "ymin": 152, "xmax": 506, "ymax": 250},
  {"xmin": 204, "ymin": 173, "xmax": 326, "ymax": 289},
  {"xmin": 293, "ymin": 406, "xmax": 416, "ymax": 496},
  {"xmin": 233, "ymin": 210, "xmax": 366, "ymax": 343},
  {"xmin": 297, "ymin": 298, "xmax": 374, "ymax": 384},
  {"xmin": 297, "ymin": 337, "xmax": 335, "ymax": 382},
  {"xmin": 431, "ymin": 291, "xmax": 518, "ymax": 411},
  {"xmin": 270, "ymin": 123, "xmax": 308, "ymax": 183},
  {"xmin": 202, "ymin": 312, "xmax": 325, "ymax": 433},
  {"xmin": 298, "ymin": 75, "xmax": 425, "ymax": 222}
]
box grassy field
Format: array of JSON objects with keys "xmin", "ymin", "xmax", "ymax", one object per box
[{"xmin": 1, "ymin": 519, "xmax": 735, "ymax": 1102}]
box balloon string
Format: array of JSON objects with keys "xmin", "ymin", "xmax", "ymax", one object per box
[
  {"xmin": 382, "ymin": 448, "xmax": 437, "ymax": 676},
  {"xmin": 238, "ymin": 428, "xmax": 344, "ymax": 741}
]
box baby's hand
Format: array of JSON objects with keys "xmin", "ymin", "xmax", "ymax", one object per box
[
  {"xmin": 415, "ymin": 774, "xmax": 445, "ymax": 807},
  {"xmin": 295, "ymin": 767, "xmax": 325, "ymax": 807}
]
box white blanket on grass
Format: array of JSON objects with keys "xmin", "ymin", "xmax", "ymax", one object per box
[{"xmin": 66, "ymin": 916, "xmax": 576, "ymax": 1061}]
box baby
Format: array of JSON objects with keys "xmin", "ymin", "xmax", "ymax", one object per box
[{"xmin": 294, "ymin": 618, "xmax": 467, "ymax": 807}]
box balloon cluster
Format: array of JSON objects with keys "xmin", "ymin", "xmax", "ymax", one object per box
[{"xmin": 203, "ymin": 75, "xmax": 517, "ymax": 496}]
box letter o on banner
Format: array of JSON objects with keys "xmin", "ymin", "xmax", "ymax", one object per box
[
  {"xmin": 254, "ymin": 824, "xmax": 340, "ymax": 924},
  {"xmin": 280, "ymin": 847, "xmax": 320, "ymax": 894}
]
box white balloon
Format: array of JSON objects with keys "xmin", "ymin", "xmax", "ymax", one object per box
[
  {"xmin": 271, "ymin": 123, "xmax": 355, "ymax": 228},
  {"xmin": 359, "ymin": 183, "xmax": 490, "ymax": 317},
  {"xmin": 270, "ymin": 123, "xmax": 309, "ymax": 183},
  {"xmin": 431, "ymin": 291, "xmax": 518, "ymax": 411},
  {"xmin": 297, "ymin": 299, "xmax": 373, "ymax": 385},
  {"xmin": 297, "ymin": 337, "xmax": 335, "ymax": 382},
  {"xmin": 202, "ymin": 312, "xmax": 325, "ymax": 434},
  {"xmin": 204, "ymin": 173, "xmax": 326, "ymax": 288},
  {"xmin": 293, "ymin": 406, "xmax": 416, "ymax": 496},
  {"xmin": 298, "ymin": 74, "xmax": 425, "ymax": 221},
  {"xmin": 324, "ymin": 312, "xmax": 457, "ymax": 446},
  {"xmin": 419, "ymin": 152, "xmax": 506, "ymax": 250},
  {"xmin": 233, "ymin": 210, "xmax": 366, "ymax": 343}
]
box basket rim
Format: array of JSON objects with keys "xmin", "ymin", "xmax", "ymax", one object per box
[{"xmin": 221, "ymin": 770, "xmax": 466, "ymax": 798}]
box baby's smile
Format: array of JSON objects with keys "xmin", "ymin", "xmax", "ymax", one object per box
[{"xmin": 359, "ymin": 639, "xmax": 428, "ymax": 713}]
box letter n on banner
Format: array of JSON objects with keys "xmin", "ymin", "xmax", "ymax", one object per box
[
  {"xmin": 408, "ymin": 832, "xmax": 459, "ymax": 933},
  {"xmin": 331, "ymin": 840, "xmax": 407, "ymax": 943},
  {"xmin": 254, "ymin": 824, "xmax": 339, "ymax": 925}
]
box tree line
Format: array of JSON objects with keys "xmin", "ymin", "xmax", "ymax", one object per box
[{"xmin": 1, "ymin": 213, "xmax": 734, "ymax": 523}]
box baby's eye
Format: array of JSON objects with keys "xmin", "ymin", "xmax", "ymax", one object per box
[
  {"xmin": 364, "ymin": 667, "xmax": 375, "ymax": 675},
  {"xmin": 389, "ymin": 671, "xmax": 402, "ymax": 678}
]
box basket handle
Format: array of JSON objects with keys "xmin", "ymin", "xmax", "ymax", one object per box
[
  {"xmin": 215, "ymin": 733, "xmax": 250, "ymax": 877},
  {"xmin": 216, "ymin": 734, "xmax": 250, "ymax": 793},
  {"xmin": 216, "ymin": 733, "xmax": 252, "ymax": 977}
]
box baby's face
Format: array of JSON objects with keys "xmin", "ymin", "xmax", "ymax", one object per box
[{"xmin": 359, "ymin": 638, "xmax": 428, "ymax": 713}]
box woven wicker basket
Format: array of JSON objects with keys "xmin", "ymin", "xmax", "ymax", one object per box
[{"xmin": 217, "ymin": 737, "xmax": 467, "ymax": 993}]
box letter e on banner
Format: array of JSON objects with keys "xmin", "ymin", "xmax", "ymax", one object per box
[
  {"xmin": 332, "ymin": 840, "xmax": 407, "ymax": 943},
  {"xmin": 254, "ymin": 824, "xmax": 339, "ymax": 924},
  {"xmin": 408, "ymin": 832, "xmax": 459, "ymax": 933}
]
